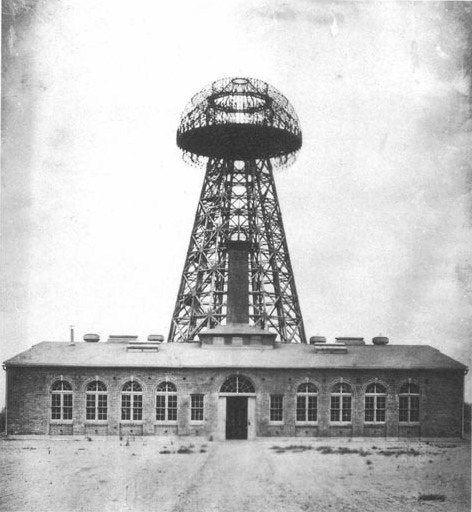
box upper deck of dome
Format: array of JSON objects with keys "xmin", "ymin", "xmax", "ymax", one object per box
[{"xmin": 177, "ymin": 77, "xmax": 302, "ymax": 165}]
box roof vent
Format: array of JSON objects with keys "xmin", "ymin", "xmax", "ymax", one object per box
[
  {"xmin": 108, "ymin": 335, "xmax": 138, "ymax": 343},
  {"xmin": 147, "ymin": 334, "xmax": 165, "ymax": 342},
  {"xmin": 126, "ymin": 341, "xmax": 160, "ymax": 352},
  {"xmin": 309, "ymin": 336, "xmax": 326, "ymax": 344},
  {"xmin": 84, "ymin": 333, "xmax": 100, "ymax": 343},
  {"xmin": 335, "ymin": 337, "xmax": 365, "ymax": 346},
  {"xmin": 372, "ymin": 336, "xmax": 389, "ymax": 345},
  {"xmin": 315, "ymin": 343, "xmax": 348, "ymax": 354}
]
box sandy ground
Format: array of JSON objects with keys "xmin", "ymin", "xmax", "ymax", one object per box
[{"xmin": 0, "ymin": 436, "xmax": 469, "ymax": 512}]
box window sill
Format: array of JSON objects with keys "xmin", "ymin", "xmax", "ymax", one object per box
[
  {"xmin": 330, "ymin": 422, "xmax": 352, "ymax": 426},
  {"xmin": 399, "ymin": 421, "xmax": 420, "ymax": 425},
  {"xmin": 190, "ymin": 420, "xmax": 204, "ymax": 424},
  {"xmin": 364, "ymin": 422, "xmax": 386, "ymax": 425},
  {"xmin": 85, "ymin": 420, "xmax": 108, "ymax": 424},
  {"xmin": 120, "ymin": 421, "xmax": 143, "ymax": 424},
  {"xmin": 295, "ymin": 422, "xmax": 318, "ymax": 426},
  {"xmin": 155, "ymin": 421, "xmax": 178, "ymax": 425},
  {"xmin": 50, "ymin": 420, "xmax": 73, "ymax": 424},
  {"xmin": 269, "ymin": 421, "xmax": 284, "ymax": 425}
]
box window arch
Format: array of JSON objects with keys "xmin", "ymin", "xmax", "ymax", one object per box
[
  {"xmin": 86, "ymin": 381, "xmax": 107, "ymax": 421},
  {"xmin": 220, "ymin": 375, "xmax": 255, "ymax": 393},
  {"xmin": 330, "ymin": 382, "xmax": 352, "ymax": 423},
  {"xmin": 121, "ymin": 381, "xmax": 143, "ymax": 421},
  {"xmin": 156, "ymin": 382, "xmax": 178, "ymax": 422},
  {"xmin": 399, "ymin": 382, "xmax": 420, "ymax": 422},
  {"xmin": 50, "ymin": 380, "xmax": 73, "ymax": 421},
  {"xmin": 296, "ymin": 382, "xmax": 318, "ymax": 423},
  {"xmin": 364, "ymin": 383, "xmax": 386, "ymax": 423}
]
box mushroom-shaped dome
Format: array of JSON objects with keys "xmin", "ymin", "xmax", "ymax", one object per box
[{"xmin": 177, "ymin": 77, "xmax": 302, "ymax": 167}]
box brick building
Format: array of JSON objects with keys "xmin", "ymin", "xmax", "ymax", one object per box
[{"xmin": 3, "ymin": 332, "xmax": 467, "ymax": 439}]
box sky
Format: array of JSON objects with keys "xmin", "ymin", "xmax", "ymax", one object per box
[{"xmin": 1, "ymin": 0, "xmax": 471, "ymax": 405}]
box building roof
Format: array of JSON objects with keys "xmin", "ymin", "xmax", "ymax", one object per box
[{"xmin": 3, "ymin": 341, "xmax": 467, "ymax": 371}]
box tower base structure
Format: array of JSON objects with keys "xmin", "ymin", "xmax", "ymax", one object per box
[{"xmin": 168, "ymin": 158, "xmax": 306, "ymax": 344}]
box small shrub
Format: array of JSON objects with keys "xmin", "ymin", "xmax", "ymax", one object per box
[
  {"xmin": 159, "ymin": 449, "xmax": 171, "ymax": 454},
  {"xmin": 200, "ymin": 448, "xmax": 206, "ymax": 453},
  {"xmin": 418, "ymin": 494, "xmax": 446, "ymax": 502},
  {"xmin": 366, "ymin": 459, "xmax": 373, "ymax": 465}
]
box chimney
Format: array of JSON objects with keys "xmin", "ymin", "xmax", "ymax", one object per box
[
  {"xmin": 226, "ymin": 240, "xmax": 250, "ymax": 324},
  {"xmin": 70, "ymin": 325, "xmax": 75, "ymax": 344}
]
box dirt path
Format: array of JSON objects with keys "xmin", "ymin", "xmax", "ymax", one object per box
[{"xmin": 171, "ymin": 441, "xmax": 291, "ymax": 512}]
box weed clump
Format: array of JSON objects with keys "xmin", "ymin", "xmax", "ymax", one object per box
[{"xmin": 418, "ymin": 494, "xmax": 446, "ymax": 502}]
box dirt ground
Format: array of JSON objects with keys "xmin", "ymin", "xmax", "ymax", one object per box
[{"xmin": 0, "ymin": 436, "xmax": 469, "ymax": 512}]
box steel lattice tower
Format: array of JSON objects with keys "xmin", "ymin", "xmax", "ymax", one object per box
[{"xmin": 169, "ymin": 77, "xmax": 306, "ymax": 343}]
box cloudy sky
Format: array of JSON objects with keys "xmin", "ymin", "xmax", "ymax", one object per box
[{"xmin": 1, "ymin": 0, "xmax": 471, "ymax": 403}]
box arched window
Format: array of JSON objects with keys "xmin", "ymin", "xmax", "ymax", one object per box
[
  {"xmin": 365, "ymin": 383, "xmax": 386, "ymax": 423},
  {"xmin": 50, "ymin": 380, "xmax": 73, "ymax": 421},
  {"xmin": 86, "ymin": 381, "xmax": 107, "ymax": 421},
  {"xmin": 156, "ymin": 382, "xmax": 177, "ymax": 422},
  {"xmin": 296, "ymin": 383, "xmax": 318, "ymax": 423},
  {"xmin": 399, "ymin": 382, "xmax": 420, "ymax": 423},
  {"xmin": 330, "ymin": 382, "xmax": 352, "ymax": 423},
  {"xmin": 121, "ymin": 381, "xmax": 143, "ymax": 421},
  {"xmin": 220, "ymin": 375, "xmax": 255, "ymax": 393}
]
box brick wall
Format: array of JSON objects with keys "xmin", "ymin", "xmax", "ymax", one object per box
[{"xmin": 5, "ymin": 366, "xmax": 464, "ymax": 437}]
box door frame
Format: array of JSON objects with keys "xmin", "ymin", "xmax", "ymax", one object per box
[{"xmin": 217, "ymin": 395, "xmax": 256, "ymax": 440}]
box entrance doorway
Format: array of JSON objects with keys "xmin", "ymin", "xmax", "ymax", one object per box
[{"xmin": 226, "ymin": 396, "xmax": 248, "ymax": 439}]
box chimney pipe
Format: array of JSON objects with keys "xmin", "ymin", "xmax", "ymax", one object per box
[
  {"xmin": 70, "ymin": 325, "xmax": 75, "ymax": 344},
  {"xmin": 227, "ymin": 240, "xmax": 250, "ymax": 324}
]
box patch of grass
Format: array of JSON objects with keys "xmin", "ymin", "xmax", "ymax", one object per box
[
  {"xmin": 200, "ymin": 448, "xmax": 207, "ymax": 453},
  {"xmin": 425, "ymin": 442, "xmax": 456, "ymax": 449},
  {"xmin": 159, "ymin": 449, "xmax": 171, "ymax": 454},
  {"xmin": 177, "ymin": 446, "xmax": 194, "ymax": 454},
  {"xmin": 316, "ymin": 446, "xmax": 371, "ymax": 456},
  {"xmin": 418, "ymin": 494, "xmax": 446, "ymax": 502},
  {"xmin": 378, "ymin": 448, "xmax": 420, "ymax": 457},
  {"xmin": 270, "ymin": 445, "xmax": 313, "ymax": 453}
]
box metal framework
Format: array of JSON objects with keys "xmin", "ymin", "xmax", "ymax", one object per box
[{"xmin": 168, "ymin": 77, "xmax": 306, "ymax": 343}]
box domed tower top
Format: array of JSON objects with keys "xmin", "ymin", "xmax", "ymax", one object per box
[{"xmin": 177, "ymin": 77, "xmax": 302, "ymax": 167}]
